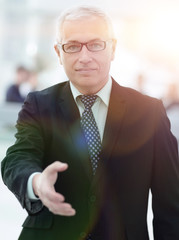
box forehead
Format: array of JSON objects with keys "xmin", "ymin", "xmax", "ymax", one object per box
[{"xmin": 60, "ymin": 16, "xmax": 110, "ymax": 42}]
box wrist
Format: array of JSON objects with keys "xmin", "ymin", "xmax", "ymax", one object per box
[{"xmin": 32, "ymin": 173, "xmax": 41, "ymax": 197}]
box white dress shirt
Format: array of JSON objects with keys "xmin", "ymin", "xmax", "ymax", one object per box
[
  {"xmin": 70, "ymin": 76, "xmax": 112, "ymax": 141},
  {"xmin": 27, "ymin": 77, "xmax": 112, "ymax": 200}
]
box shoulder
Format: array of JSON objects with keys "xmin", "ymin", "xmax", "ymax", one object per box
[
  {"xmin": 19, "ymin": 81, "xmax": 70, "ymax": 116},
  {"xmin": 112, "ymin": 79, "xmax": 161, "ymax": 108},
  {"xmin": 111, "ymin": 79, "xmax": 167, "ymax": 133},
  {"xmin": 25, "ymin": 81, "xmax": 70, "ymax": 103},
  {"xmin": 33, "ymin": 81, "xmax": 69, "ymax": 97},
  {"xmin": 112, "ymin": 80, "xmax": 171, "ymax": 136}
]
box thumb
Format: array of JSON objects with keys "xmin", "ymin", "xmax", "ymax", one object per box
[
  {"xmin": 43, "ymin": 162, "xmax": 68, "ymax": 188},
  {"xmin": 46, "ymin": 161, "xmax": 68, "ymax": 178},
  {"xmin": 50, "ymin": 161, "xmax": 68, "ymax": 173}
]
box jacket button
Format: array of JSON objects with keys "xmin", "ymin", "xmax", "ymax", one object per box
[{"xmin": 90, "ymin": 195, "xmax": 96, "ymax": 202}]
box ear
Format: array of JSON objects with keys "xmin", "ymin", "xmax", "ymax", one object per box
[
  {"xmin": 54, "ymin": 44, "xmax": 62, "ymax": 65},
  {"xmin": 111, "ymin": 39, "xmax": 117, "ymax": 61}
]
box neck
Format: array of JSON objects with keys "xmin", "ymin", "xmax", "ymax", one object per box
[{"xmin": 73, "ymin": 79, "xmax": 109, "ymax": 95}]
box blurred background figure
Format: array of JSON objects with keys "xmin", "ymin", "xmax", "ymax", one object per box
[
  {"xmin": 135, "ymin": 73, "xmax": 146, "ymax": 94},
  {"xmin": 0, "ymin": 66, "xmax": 38, "ymax": 132},
  {"xmin": 162, "ymin": 81, "xmax": 179, "ymax": 147},
  {"xmin": 163, "ymin": 81, "xmax": 179, "ymax": 111},
  {"xmin": 6, "ymin": 65, "xmax": 30, "ymax": 103},
  {"xmin": 28, "ymin": 71, "xmax": 38, "ymax": 91},
  {"xmin": 18, "ymin": 70, "xmax": 38, "ymax": 99},
  {"xmin": 5, "ymin": 65, "xmax": 37, "ymax": 103}
]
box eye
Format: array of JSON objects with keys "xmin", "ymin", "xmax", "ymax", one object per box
[
  {"xmin": 64, "ymin": 43, "xmax": 81, "ymax": 52},
  {"xmin": 88, "ymin": 41, "xmax": 104, "ymax": 51}
]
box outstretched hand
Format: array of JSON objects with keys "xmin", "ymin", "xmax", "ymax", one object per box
[{"xmin": 32, "ymin": 161, "xmax": 76, "ymax": 216}]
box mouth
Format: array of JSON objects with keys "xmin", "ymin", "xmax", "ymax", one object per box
[{"xmin": 75, "ymin": 68, "xmax": 97, "ymax": 74}]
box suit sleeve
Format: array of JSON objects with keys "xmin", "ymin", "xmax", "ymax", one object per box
[
  {"xmin": 151, "ymin": 100, "xmax": 179, "ymax": 239},
  {"xmin": 1, "ymin": 92, "xmax": 45, "ymax": 214}
]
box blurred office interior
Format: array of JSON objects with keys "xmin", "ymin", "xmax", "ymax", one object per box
[{"xmin": 0, "ymin": 0, "xmax": 179, "ymax": 239}]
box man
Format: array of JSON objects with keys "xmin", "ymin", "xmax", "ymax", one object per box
[
  {"xmin": 1, "ymin": 6, "xmax": 179, "ymax": 240},
  {"xmin": 6, "ymin": 66, "xmax": 30, "ymax": 103}
]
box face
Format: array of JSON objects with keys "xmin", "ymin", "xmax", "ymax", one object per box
[{"xmin": 55, "ymin": 16, "xmax": 116, "ymax": 94}]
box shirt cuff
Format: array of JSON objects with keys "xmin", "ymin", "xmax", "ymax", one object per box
[{"xmin": 27, "ymin": 172, "xmax": 41, "ymax": 201}]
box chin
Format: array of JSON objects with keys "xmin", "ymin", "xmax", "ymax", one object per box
[{"xmin": 81, "ymin": 83, "xmax": 103, "ymax": 94}]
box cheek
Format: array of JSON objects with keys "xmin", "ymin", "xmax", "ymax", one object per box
[
  {"xmin": 99, "ymin": 54, "xmax": 113, "ymax": 69},
  {"xmin": 60, "ymin": 56, "xmax": 71, "ymax": 70},
  {"xmin": 61, "ymin": 58, "xmax": 76, "ymax": 77}
]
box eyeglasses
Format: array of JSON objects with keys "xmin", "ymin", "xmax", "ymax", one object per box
[{"xmin": 57, "ymin": 40, "xmax": 113, "ymax": 53}]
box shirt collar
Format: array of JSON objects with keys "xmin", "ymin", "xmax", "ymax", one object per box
[{"xmin": 70, "ymin": 76, "xmax": 112, "ymax": 107}]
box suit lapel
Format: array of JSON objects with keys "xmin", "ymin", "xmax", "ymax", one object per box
[
  {"xmin": 57, "ymin": 82, "xmax": 92, "ymax": 179},
  {"xmin": 91, "ymin": 79, "xmax": 127, "ymax": 201},
  {"xmin": 100, "ymin": 79, "xmax": 127, "ymax": 164}
]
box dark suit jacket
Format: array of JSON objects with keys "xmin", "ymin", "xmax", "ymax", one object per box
[{"xmin": 1, "ymin": 79, "xmax": 179, "ymax": 240}]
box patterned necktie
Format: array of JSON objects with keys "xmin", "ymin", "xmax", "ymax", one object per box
[
  {"xmin": 80, "ymin": 95, "xmax": 102, "ymax": 175},
  {"xmin": 80, "ymin": 95, "xmax": 102, "ymax": 240}
]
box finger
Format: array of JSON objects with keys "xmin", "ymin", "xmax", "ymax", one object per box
[
  {"xmin": 47, "ymin": 161, "xmax": 68, "ymax": 174},
  {"xmin": 40, "ymin": 188, "xmax": 65, "ymax": 205},
  {"xmin": 49, "ymin": 208, "xmax": 76, "ymax": 216},
  {"xmin": 60, "ymin": 208, "xmax": 76, "ymax": 216},
  {"xmin": 47, "ymin": 191, "xmax": 65, "ymax": 203},
  {"xmin": 49, "ymin": 202, "xmax": 76, "ymax": 216}
]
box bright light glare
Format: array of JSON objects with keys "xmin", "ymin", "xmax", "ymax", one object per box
[
  {"xmin": 148, "ymin": 8, "xmax": 179, "ymax": 54},
  {"xmin": 131, "ymin": 3, "xmax": 179, "ymax": 68}
]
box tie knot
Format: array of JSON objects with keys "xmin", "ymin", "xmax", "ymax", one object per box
[{"xmin": 80, "ymin": 95, "xmax": 97, "ymax": 110}]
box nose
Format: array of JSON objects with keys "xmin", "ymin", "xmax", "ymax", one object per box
[{"xmin": 78, "ymin": 45, "xmax": 92, "ymax": 64}]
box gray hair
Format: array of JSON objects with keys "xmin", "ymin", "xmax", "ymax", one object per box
[{"xmin": 56, "ymin": 5, "xmax": 115, "ymax": 42}]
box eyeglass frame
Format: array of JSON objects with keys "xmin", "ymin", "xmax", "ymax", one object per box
[{"xmin": 57, "ymin": 39, "xmax": 114, "ymax": 53}]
